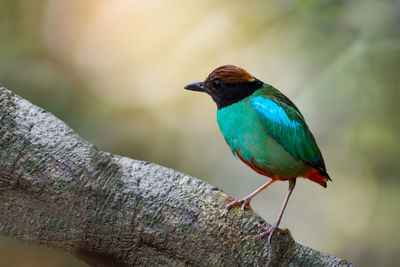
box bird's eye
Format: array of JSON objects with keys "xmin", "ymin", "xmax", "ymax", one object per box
[{"xmin": 212, "ymin": 80, "xmax": 222, "ymax": 89}]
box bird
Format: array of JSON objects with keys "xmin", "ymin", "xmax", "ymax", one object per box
[{"xmin": 184, "ymin": 65, "xmax": 331, "ymax": 242}]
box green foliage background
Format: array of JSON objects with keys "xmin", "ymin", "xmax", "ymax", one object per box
[{"xmin": 1, "ymin": 0, "xmax": 399, "ymax": 266}]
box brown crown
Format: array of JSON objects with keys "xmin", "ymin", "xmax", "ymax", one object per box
[{"xmin": 204, "ymin": 65, "xmax": 255, "ymax": 84}]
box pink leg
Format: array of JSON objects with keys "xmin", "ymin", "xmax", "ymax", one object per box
[
  {"xmin": 252, "ymin": 178, "xmax": 296, "ymax": 242},
  {"xmin": 226, "ymin": 179, "xmax": 276, "ymax": 211}
]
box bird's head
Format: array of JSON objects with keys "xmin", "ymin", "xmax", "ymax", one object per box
[{"xmin": 184, "ymin": 65, "xmax": 263, "ymax": 109}]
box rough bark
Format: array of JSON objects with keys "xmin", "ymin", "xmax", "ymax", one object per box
[{"xmin": 0, "ymin": 87, "xmax": 353, "ymax": 266}]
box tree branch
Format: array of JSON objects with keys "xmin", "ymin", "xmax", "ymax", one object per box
[{"xmin": 0, "ymin": 87, "xmax": 353, "ymax": 266}]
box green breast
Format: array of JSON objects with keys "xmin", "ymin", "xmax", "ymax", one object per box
[{"xmin": 216, "ymin": 97, "xmax": 307, "ymax": 178}]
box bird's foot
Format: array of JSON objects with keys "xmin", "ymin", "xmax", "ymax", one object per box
[
  {"xmin": 225, "ymin": 195, "xmax": 252, "ymax": 211},
  {"xmin": 252, "ymin": 222, "xmax": 288, "ymax": 243}
]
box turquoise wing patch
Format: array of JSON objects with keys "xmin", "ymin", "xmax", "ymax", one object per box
[{"xmin": 250, "ymin": 97, "xmax": 301, "ymax": 130}]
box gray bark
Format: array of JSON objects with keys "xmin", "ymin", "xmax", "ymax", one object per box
[{"xmin": 0, "ymin": 87, "xmax": 353, "ymax": 266}]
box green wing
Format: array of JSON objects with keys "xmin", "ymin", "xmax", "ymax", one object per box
[{"xmin": 250, "ymin": 85, "xmax": 329, "ymax": 179}]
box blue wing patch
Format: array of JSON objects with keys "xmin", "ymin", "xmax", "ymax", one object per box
[{"xmin": 250, "ymin": 96, "xmax": 301, "ymax": 129}]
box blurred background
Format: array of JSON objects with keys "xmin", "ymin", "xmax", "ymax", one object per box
[{"xmin": 0, "ymin": 0, "xmax": 399, "ymax": 266}]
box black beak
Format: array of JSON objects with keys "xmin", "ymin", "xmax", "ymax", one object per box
[{"xmin": 184, "ymin": 81, "xmax": 208, "ymax": 93}]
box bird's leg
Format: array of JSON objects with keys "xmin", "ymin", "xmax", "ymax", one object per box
[
  {"xmin": 252, "ymin": 178, "xmax": 296, "ymax": 242},
  {"xmin": 226, "ymin": 179, "xmax": 276, "ymax": 211}
]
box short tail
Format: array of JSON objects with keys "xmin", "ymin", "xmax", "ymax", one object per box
[{"xmin": 303, "ymin": 167, "xmax": 331, "ymax": 188}]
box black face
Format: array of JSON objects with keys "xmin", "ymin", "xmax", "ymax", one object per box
[
  {"xmin": 206, "ymin": 78, "xmax": 263, "ymax": 109},
  {"xmin": 185, "ymin": 78, "xmax": 263, "ymax": 109}
]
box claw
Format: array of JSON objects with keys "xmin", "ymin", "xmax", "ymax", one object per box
[
  {"xmin": 252, "ymin": 222, "xmax": 288, "ymax": 242},
  {"xmin": 224, "ymin": 180, "xmax": 276, "ymax": 212},
  {"xmin": 226, "ymin": 196, "xmax": 252, "ymax": 211}
]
